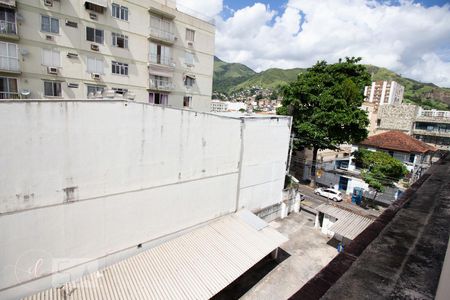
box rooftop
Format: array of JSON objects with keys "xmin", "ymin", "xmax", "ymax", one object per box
[
  {"xmin": 359, "ymin": 130, "xmax": 437, "ymax": 154},
  {"xmin": 291, "ymin": 153, "xmax": 450, "ymax": 299}
]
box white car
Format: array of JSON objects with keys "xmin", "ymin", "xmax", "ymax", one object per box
[{"xmin": 314, "ymin": 188, "xmax": 343, "ymax": 202}]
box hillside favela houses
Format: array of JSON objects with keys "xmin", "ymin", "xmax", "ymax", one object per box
[
  {"xmin": 0, "ymin": 0, "xmax": 214, "ymax": 111},
  {"xmin": 0, "ymin": 1, "xmax": 294, "ymax": 299}
]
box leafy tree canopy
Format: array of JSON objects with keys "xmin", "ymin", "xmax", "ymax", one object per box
[
  {"xmin": 277, "ymin": 57, "xmax": 371, "ymax": 150},
  {"xmin": 354, "ymin": 149, "xmax": 409, "ymax": 192}
]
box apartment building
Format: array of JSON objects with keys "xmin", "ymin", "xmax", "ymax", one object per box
[
  {"xmin": 372, "ymin": 104, "xmax": 450, "ymax": 150},
  {"xmin": 0, "ymin": 0, "xmax": 215, "ymax": 111},
  {"xmin": 364, "ymin": 80, "xmax": 405, "ymax": 105},
  {"xmin": 362, "ymin": 81, "xmax": 405, "ymax": 135}
]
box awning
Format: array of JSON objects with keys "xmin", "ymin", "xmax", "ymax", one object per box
[
  {"xmin": 149, "ymin": 69, "xmax": 174, "ymax": 78},
  {"xmin": 85, "ymin": 0, "xmax": 107, "ymax": 8},
  {"xmin": 317, "ymin": 204, "xmax": 374, "ymax": 240},
  {"xmin": 24, "ymin": 211, "xmax": 287, "ymax": 300}
]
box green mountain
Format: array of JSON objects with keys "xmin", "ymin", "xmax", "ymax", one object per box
[
  {"xmin": 213, "ymin": 56, "xmax": 450, "ymax": 110},
  {"xmin": 233, "ymin": 67, "xmax": 305, "ymax": 91},
  {"xmin": 213, "ymin": 56, "xmax": 256, "ymax": 93}
]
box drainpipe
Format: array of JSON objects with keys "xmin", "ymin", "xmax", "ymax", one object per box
[{"xmin": 235, "ymin": 118, "xmax": 245, "ymax": 212}]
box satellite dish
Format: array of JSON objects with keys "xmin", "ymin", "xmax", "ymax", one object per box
[{"xmin": 20, "ymin": 89, "xmax": 30, "ymax": 96}]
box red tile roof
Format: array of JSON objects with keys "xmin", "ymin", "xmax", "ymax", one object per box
[{"xmin": 359, "ymin": 131, "xmax": 437, "ymax": 154}]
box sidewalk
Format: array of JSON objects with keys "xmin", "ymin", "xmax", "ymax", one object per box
[{"xmin": 241, "ymin": 212, "xmax": 338, "ymax": 300}]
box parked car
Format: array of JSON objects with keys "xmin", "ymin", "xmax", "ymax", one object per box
[{"xmin": 314, "ymin": 187, "xmax": 343, "ymax": 202}]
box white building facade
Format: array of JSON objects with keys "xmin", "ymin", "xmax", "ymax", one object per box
[
  {"xmin": 364, "ymin": 81, "xmax": 405, "ymax": 105},
  {"xmin": 0, "ymin": 0, "xmax": 215, "ymax": 111}
]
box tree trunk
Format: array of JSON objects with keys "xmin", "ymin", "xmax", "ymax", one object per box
[{"xmin": 310, "ymin": 147, "xmax": 319, "ymax": 187}]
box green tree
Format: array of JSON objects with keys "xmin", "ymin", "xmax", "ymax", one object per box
[
  {"xmin": 353, "ymin": 149, "xmax": 408, "ymax": 202},
  {"xmin": 277, "ymin": 57, "xmax": 371, "ymax": 186}
]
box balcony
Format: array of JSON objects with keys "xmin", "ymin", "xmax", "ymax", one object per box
[
  {"xmin": 413, "ymin": 128, "xmax": 450, "ymax": 138},
  {"xmin": 149, "ymin": 27, "xmax": 176, "ymax": 44},
  {"xmin": 0, "ymin": 20, "xmax": 17, "ymax": 40},
  {"xmin": 0, "ymin": 91, "xmax": 18, "ymax": 99},
  {"xmin": 0, "ymin": 0, "xmax": 15, "ymax": 8},
  {"xmin": 149, "ymin": 78, "xmax": 174, "ymax": 92},
  {"xmin": 0, "ymin": 57, "xmax": 19, "ymax": 73}
]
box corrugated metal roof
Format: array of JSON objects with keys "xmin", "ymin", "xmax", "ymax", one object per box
[
  {"xmin": 317, "ymin": 204, "xmax": 374, "ymax": 240},
  {"xmin": 23, "ymin": 211, "xmax": 287, "ymax": 300}
]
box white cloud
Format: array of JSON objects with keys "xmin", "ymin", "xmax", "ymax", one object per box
[
  {"xmin": 180, "ymin": 1, "xmax": 450, "ymax": 87},
  {"xmin": 176, "ymin": 0, "xmax": 223, "ymax": 20}
]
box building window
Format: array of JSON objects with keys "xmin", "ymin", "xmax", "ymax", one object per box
[
  {"xmin": 0, "ymin": 41, "xmax": 19, "ymax": 71},
  {"xmin": 85, "ymin": 2, "xmax": 105, "ymax": 14},
  {"xmin": 376, "ymin": 119, "xmax": 381, "ymax": 126},
  {"xmin": 149, "ymin": 92, "xmax": 168, "ymax": 105},
  {"xmin": 149, "ymin": 42, "xmax": 172, "ymax": 66},
  {"xmin": 183, "ymin": 96, "xmax": 192, "ymax": 108},
  {"xmin": 41, "ymin": 15, "xmax": 59, "ymax": 34},
  {"xmin": 44, "ymin": 81, "xmax": 62, "ymax": 97},
  {"xmin": 0, "ymin": 8, "xmax": 16, "ymax": 35},
  {"xmin": 87, "ymin": 84, "xmax": 104, "ymax": 97},
  {"xmin": 186, "ymin": 28, "xmax": 195, "ymax": 42},
  {"xmin": 112, "ymin": 4, "xmax": 128, "ymax": 21},
  {"xmin": 86, "ymin": 57, "xmax": 104, "ymax": 74},
  {"xmin": 112, "ymin": 87, "xmax": 128, "ymax": 95},
  {"xmin": 409, "ymin": 154, "xmax": 415, "ymax": 163},
  {"xmin": 0, "ymin": 77, "xmax": 18, "ymax": 99},
  {"xmin": 184, "ymin": 76, "xmax": 195, "ymax": 87},
  {"xmin": 86, "ymin": 27, "xmax": 104, "ymax": 44},
  {"xmin": 111, "ymin": 61, "xmax": 128, "ymax": 75},
  {"xmin": 112, "ymin": 33, "xmax": 128, "ymax": 48},
  {"xmin": 185, "ymin": 51, "xmax": 194, "ymax": 66},
  {"xmin": 42, "ymin": 49, "xmax": 61, "ymax": 67}
]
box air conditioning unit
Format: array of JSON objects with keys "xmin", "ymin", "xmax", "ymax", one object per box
[
  {"xmin": 67, "ymin": 83, "xmax": 79, "ymax": 88},
  {"xmin": 188, "ymin": 41, "xmax": 194, "ymax": 47},
  {"xmin": 47, "ymin": 66, "xmax": 58, "ymax": 75},
  {"xmin": 44, "ymin": 0, "xmax": 53, "ymax": 7},
  {"xmin": 46, "ymin": 35, "xmax": 54, "ymax": 41},
  {"xmin": 91, "ymin": 44, "xmax": 99, "ymax": 51},
  {"xmin": 91, "ymin": 73, "xmax": 101, "ymax": 80},
  {"xmin": 89, "ymin": 13, "xmax": 97, "ymax": 20},
  {"xmin": 67, "ymin": 52, "xmax": 79, "ymax": 59}
]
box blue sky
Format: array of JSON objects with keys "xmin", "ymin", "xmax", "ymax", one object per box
[
  {"xmin": 180, "ymin": 0, "xmax": 450, "ymax": 86},
  {"xmin": 224, "ymin": 0, "xmax": 450, "ymax": 11}
]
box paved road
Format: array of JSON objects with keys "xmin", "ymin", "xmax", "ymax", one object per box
[{"xmin": 296, "ymin": 184, "xmax": 330, "ymax": 211}]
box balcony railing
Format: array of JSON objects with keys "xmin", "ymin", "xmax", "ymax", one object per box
[
  {"xmin": 149, "ymin": 54, "xmax": 175, "ymax": 68},
  {"xmin": 0, "ymin": 20, "xmax": 16, "ymax": 35},
  {"xmin": 419, "ymin": 110, "xmax": 450, "ymax": 119},
  {"xmin": 0, "ymin": 56, "xmax": 19, "ymax": 72},
  {"xmin": 149, "ymin": 78, "xmax": 174, "ymax": 91},
  {"xmin": 0, "ymin": 91, "xmax": 19, "ymax": 99},
  {"xmin": 149, "ymin": 27, "xmax": 176, "ymax": 43}
]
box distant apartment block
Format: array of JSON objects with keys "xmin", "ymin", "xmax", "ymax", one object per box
[
  {"xmin": 364, "ymin": 80, "xmax": 405, "ymax": 105},
  {"xmin": 211, "ymin": 100, "xmax": 247, "ymax": 112},
  {"xmin": 362, "ymin": 81, "xmax": 405, "ymax": 135},
  {"xmin": 0, "ymin": 0, "xmax": 215, "ymax": 111}
]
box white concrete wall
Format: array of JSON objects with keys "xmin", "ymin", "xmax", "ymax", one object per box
[
  {"xmin": 321, "ymin": 214, "xmax": 336, "ymax": 236},
  {"xmin": 346, "ymin": 177, "xmax": 369, "ymax": 195},
  {"xmin": 239, "ymin": 117, "xmax": 291, "ymax": 211},
  {"xmin": 0, "ymin": 101, "xmax": 291, "ymax": 299}
]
